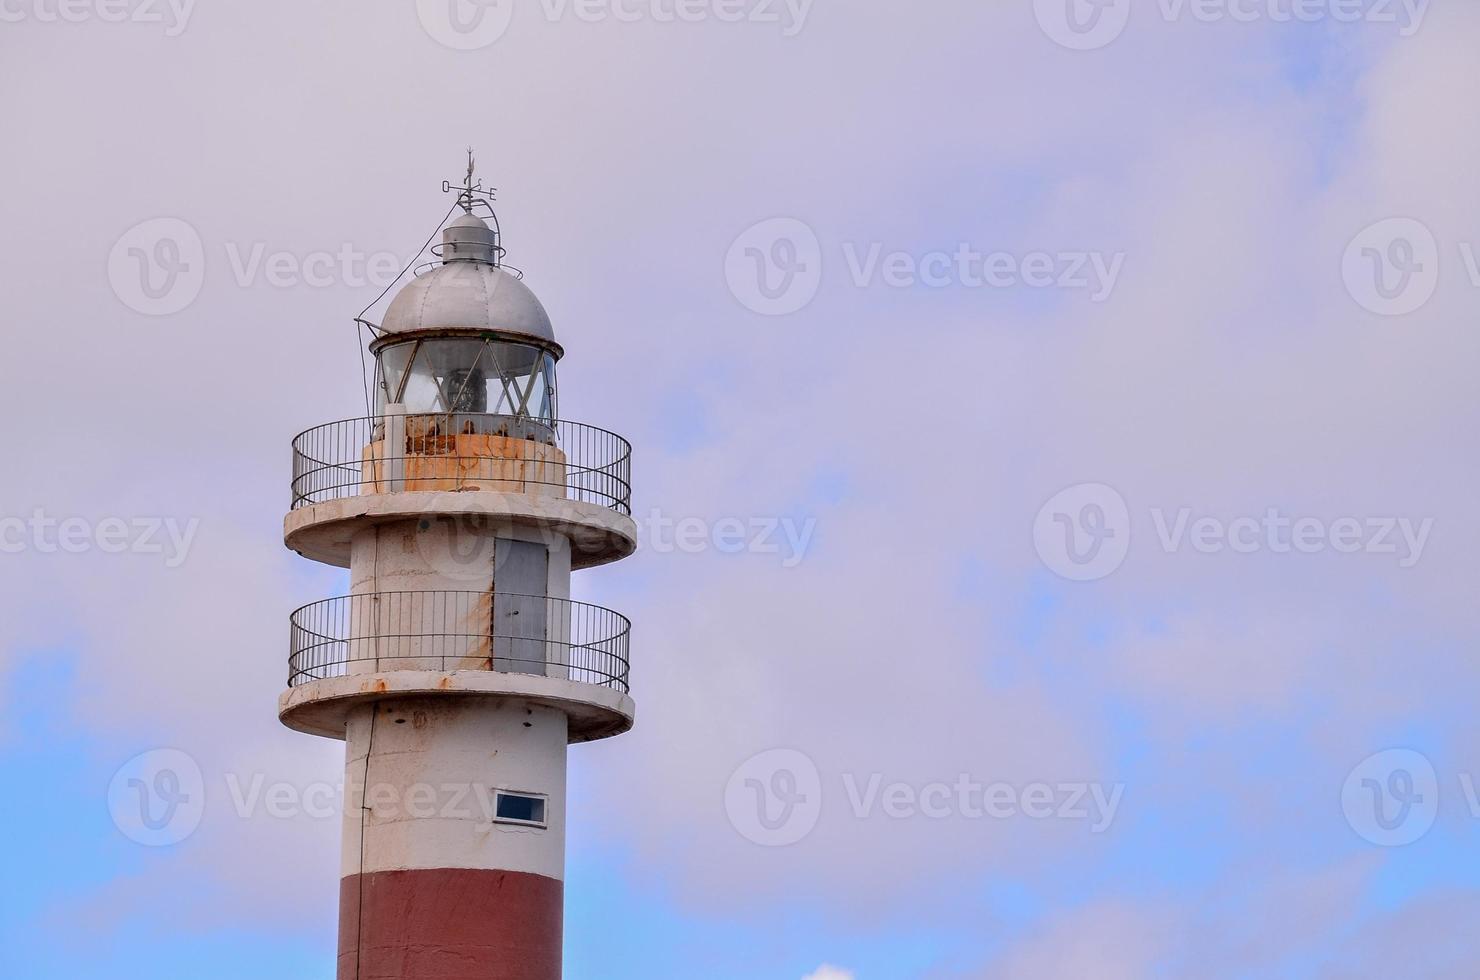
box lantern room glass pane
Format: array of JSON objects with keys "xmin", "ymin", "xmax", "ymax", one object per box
[{"xmin": 375, "ymin": 338, "xmax": 558, "ymax": 424}]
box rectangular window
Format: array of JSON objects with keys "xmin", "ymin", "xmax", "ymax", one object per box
[{"xmin": 493, "ymin": 791, "xmax": 547, "ymax": 827}]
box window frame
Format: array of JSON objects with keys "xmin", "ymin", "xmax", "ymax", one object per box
[{"xmin": 490, "ymin": 789, "xmax": 549, "ymax": 828}]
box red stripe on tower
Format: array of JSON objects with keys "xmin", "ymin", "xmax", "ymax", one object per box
[{"xmin": 338, "ymin": 868, "xmax": 563, "ymax": 980}]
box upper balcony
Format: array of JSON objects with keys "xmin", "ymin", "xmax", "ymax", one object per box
[
  {"xmin": 292, "ymin": 412, "xmax": 630, "ymax": 511},
  {"xmin": 285, "ymin": 413, "xmax": 636, "ymax": 569}
]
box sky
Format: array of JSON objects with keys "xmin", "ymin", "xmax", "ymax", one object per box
[{"xmin": 2, "ymin": 0, "xmax": 1479, "ymax": 977}]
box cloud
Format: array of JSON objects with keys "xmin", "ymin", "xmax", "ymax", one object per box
[
  {"xmin": 986, "ymin": 901, "xmax": 1173, "ymax": 980},
  {"xmin": 4, "ymin": 0, "xmax": 1480, "ymax": 974}
]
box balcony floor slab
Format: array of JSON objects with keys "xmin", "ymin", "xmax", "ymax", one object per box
[
  {"xmin": 285, "ymin": 490, "xmax": 637, "ymax": 570},
  {"xmin": 279, "ymin": 669, "xmax": 636, "ymax": 743}
]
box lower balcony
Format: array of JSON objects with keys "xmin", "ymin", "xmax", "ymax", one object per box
[
  {"xmin": 288, "ymin": 590, "xmax": 630, "ymax": 693},
  {"xmin": 282, "ymin": 590, "xmax": 633, "ymax": 742},
  {"xmin": 284, "ymin": 592, "xmax": 636, "ymax": 746}
]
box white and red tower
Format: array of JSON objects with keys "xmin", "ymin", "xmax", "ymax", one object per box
[{"xmin": 281, "ymin": 163, "xmax": 637, "ymax": 979}]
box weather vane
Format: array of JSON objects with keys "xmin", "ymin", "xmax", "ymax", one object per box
[{"xmin": 444, "ymin": 146, "xmax": 497, "ymax": 214}]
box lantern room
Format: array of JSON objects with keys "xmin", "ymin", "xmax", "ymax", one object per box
[{"xmin": 371, "ymin": 210, "xmax": 562, "ymax": 431}]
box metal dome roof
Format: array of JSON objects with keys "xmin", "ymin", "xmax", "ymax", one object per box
[{"xmin": 378, "ymin": 212, "xmax": 555, "ymax": 346}]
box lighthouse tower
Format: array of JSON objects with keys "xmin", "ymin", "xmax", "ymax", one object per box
[{"xmin": 280, "ymin": 161, "xmax": 637, "ymax": 980}]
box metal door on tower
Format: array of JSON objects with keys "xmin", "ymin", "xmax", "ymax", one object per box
[{"xmin": 493, "ymin": 539, "xmax": 548, "ymax": 675}]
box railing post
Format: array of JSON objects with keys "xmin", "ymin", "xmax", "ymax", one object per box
[{"xmin": 385, "ymin": 404, "xmax": 406, "ymax": 493}]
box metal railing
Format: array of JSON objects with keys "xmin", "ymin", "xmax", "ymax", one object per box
[
  {"xmin": 288, "ymin": 590, "xmax": 630, "ymax": 692},
  {"xmin": 291, "ymin": 414, "xmax": 631, "ymax": 514}
]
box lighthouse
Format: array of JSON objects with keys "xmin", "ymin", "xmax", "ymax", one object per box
[{"xmin": 280, "ymin": 161, "xmax": 637, "ymax": 979}]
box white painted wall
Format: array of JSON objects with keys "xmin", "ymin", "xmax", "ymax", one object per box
[
  {"xmin": 349, "ymin": 517, "xmax": 572, "ymax": 596},
  {"xmin": 341, "ymin": 697, "xmax": 569, "ymax": 881},
  {"xmin": 342, "ymin": 518, "xmax": 574, "ymax": 673}
]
